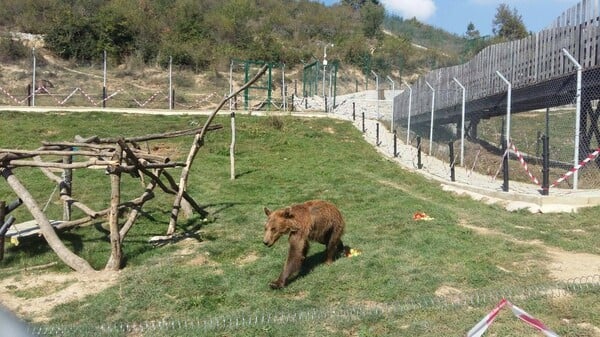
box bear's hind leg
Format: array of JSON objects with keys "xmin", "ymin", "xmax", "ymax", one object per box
[{"xmin": 325, "ymin": 228, "xmax": 344, "ymax": 264}]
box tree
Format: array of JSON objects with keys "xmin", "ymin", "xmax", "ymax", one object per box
[
  {"xmin": 342, "ymin": 0, "xmax": 380, "ymax": 10},
  {"xmin": 492, "ymin": 3, "xmax": 527, "ymax": 41},
  {"xmin": 361, "ymin": 1, "xmax": 385, "ymax": 38},
  {"xmin": 465, "ymin": 22, "xmax": 480, "ymax": 40}
]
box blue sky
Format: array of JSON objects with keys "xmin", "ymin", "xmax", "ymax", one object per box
[{"xmin": 321, "ymin": 0, "xmax": 581, "ymax": 36}]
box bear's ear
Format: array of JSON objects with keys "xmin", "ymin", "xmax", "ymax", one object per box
[
  {"xmin": 283, "ymin": 207, "xmax": 294, "ymax": 218},
  {"xmin": 264, "ymin": 207, "xmax": 271, "ymax": 216}
]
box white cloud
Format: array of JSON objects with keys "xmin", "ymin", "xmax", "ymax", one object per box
[{"xmin": 381, "ymin": 0, "xmax": 436, "ymax": 21}]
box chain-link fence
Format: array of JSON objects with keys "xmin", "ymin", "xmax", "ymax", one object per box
[
  {"xmin": 25, "ymin": 275, "xmax": 600, "ymax": 337},
  {"xmin": 393, "ymin": 70, "xmax": 600, "ymax": 191},
  {"xmin": 0, "ymin": 43, "xmax": 383, "ymax": 115},
  {"xmin": 0, "ymin": 49, "xmax": 226, "ymax": 110}
]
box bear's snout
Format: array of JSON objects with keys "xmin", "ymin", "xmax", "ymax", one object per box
[{"xmin": 263, "ymin": 240, "xmax": 272, "ymax": 247}]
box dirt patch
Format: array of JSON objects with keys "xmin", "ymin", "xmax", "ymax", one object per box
[
  {"xmin": 0, "ymin": 270, "xmax": 119, "ymax": 322},
  {"xmin": 235, "ymin": 251, "xmax": 259, "ymax": 266},
  {"xmin": 460, "ymin": 223, "xmax": 600, "ymax": 281},
  {"xmin": 323, "ymin": 127, "xmax": 335, "ymax": 134},
  {"xmin": 435, "ymin": 285, "xmax": 464, "ymax": 304}
]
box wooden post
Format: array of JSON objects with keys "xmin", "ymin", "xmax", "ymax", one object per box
[
  {"xmin": 230, "ymin": 111, "xmax": 236, "ymax": 180},
  {"xmin": 105, "ymin": 143, "xmax": 123, "ymax": 271},
  {"xmin": 61, "ymin": 151, "xmax": 73, "ymax": 221}
]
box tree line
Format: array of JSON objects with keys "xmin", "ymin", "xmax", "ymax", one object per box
[{"xmin": 0, "ymin": 0, "xmax": 528, "ymax": 77}]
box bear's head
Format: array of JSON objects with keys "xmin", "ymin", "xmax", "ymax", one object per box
[{"xmin": 263, "ymin": 206, "xmax": 298, "ymax": 247}]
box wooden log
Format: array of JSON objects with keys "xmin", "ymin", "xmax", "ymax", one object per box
[
  {"xmin": 107, "ymin": 162, "xmax": 185, "ymax": 173},
  {"xmin": 118, "ymin": 140, "xmax": 176, "ymax": 192},
  {"xmin": 59, "ymin": 195, "xmax": 100, "ymax": 218},
  {"xmin": 0, "ymin": 201, "xmax": 5, "ymax": 261},
  {"xmin": 5, "ymin": 158, "xmax": 184, "ymax": 171},
  {"xmin": 54, "ymin": 215, "xmax": 100, "ymax": 230},
  {"xmin": 167, "ymin": 64, "xmax": 268, "ymax": 235},
  {"xmin": 34, "ymin": 156, "xmax": 65, "ymax": 184},
  {"xmin": 5, "ymin": 159, "xmax": 118, "ymax": 169},
  {"xmin": 105, "ymin": 143, "xmax": 123, "ymax": 271},
  {"xmin": 161, "ymin": 170, "xmax": 207, "ymax": 218},
  {"xmin": 97, "ymin": 124, "xmax": 223, "ymax": 144},
  {"xmin": 62, "ymin": 152, "xmax": 73, "ymax": 221},
  {"xmin": 130, "ymin": 149, "xmax": 171, "ymax": 163},
  {"xmin": 0, "ymin": 148, "xmax": 112, "ymax": 159},
  {"xmin": 0, "ymin": 167, "xmax": 94, "ymax": 272},
  {"xmin": 41, "ymin": 141, "xmax": 116, "ymax": 151},
  {"xmin": 118, "ymin": 171, "xmax": 160, "ymax": 242},
  {"xmin": 56, "ymin": 190, "xmax": 153, "ymax": 232}
]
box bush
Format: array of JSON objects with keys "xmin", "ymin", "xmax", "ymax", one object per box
[{"xmin": 0, "ymin": 36, "xmax": 29, "ymax": 62}]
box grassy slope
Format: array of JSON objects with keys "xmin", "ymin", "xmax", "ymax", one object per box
[{"xmin": 0, "ymin": 112, "xmax": 599, "ymax": 336}]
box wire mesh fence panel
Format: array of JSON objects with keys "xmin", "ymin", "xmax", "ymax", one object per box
[
  {"xmin": 28, "ymin": 275, "xmax": 600, "ymax": 337},
  {"xmin": 390, "ymin": 7, "xmax": 600, "ymax": 192}
]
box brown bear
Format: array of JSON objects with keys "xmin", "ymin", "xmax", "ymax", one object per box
[{"xmin": 262, "ymin": 200, "xmax": 345, "ymax": 289}]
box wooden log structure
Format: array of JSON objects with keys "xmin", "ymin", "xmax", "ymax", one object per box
[
  {"xmin": 0, "ymin": 64, "xmax": 268, "ymax": 272},
  {"xmin": 0, "ymin": 121, "xmax": 223, "ymax": 272}
]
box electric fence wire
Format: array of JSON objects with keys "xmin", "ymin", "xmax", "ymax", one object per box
[{"xmin": 28, "ymin": 274, "xmax": 600, "ymax": 336}]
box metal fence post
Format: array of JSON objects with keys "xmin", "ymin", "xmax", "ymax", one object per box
[
  {"xmin": 393, "ymin": 130, "xmax": 398, "ymax": 157},
  {"xmin": 103, "ymin": 50, "xmax": 107, "ymax": 108},
  {"xmin": 542, "ymin": 135, "xmax": 550, "ymax": 195},
  {"xmin": 387, "ymin": 76, "xmax": 396, "ymax": 132},
  {"xmin": 562, "ymin": 48, "xmax": 582, "ymax": 190},
  {"xmin": 417, "ymin": 136, "xmax": 423, "ymax": 169},
  {"xmin": 362, "ymin": 111, "xmax": 365, "ymax": 133},
  {"xmin": 496, "ymin": 71, "xmax": 512, "ymax": 192},
  {"xmin": 371, "ymin": 70, "xmax": 379, "ymax": 119},
  {"xmin": 31, "ymin": 48, "xmax": 36, "ymax": 107},
  {"xmin": 449, "ymin": 141, "xmax": 455, "ymax": 182},
  {"xmin": 452, "ymin": 77, "xmax": 466, "ymax": 166},
  {"xmin": 402, "ymin": 80, "xmax": 412, "ymax": 145},
  {"xmin": 169, "ymin": 56, "xmax": 173, "ymax": 110},
  {"xmin": 425, "ymin": 81, "xmax": 435, "ymax": 155}
]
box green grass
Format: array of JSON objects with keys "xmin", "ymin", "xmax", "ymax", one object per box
[{"xmin": 1, "ymin": 111, "xmax": 599, "ymax": 336}]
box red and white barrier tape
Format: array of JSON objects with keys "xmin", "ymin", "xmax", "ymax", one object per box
[
  {"xmin": 0, "ymin": 85, "xmax": 22, "ymax": 104},
  {"xmin": 133, "ymin": 91, "xmax": 164, "ymax": 107},
  {"xmin": 491, "ymin": 146, "xmax": 510, "ymax": 181},
  {"xmin": 511, "ymin": 142, "xmax": 541, "ymax": 186},
  {"xmin": 467, "ymin": 298, "xmax": 559, "ymax": 337},
  {"xmin": 551, "ymin": 147, "xmax": 600, "ymax": 188},
  {"xmin": 467, "ymin": 148, "xmax": 481, "ymax": 178}
]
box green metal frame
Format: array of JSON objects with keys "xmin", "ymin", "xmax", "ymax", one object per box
[{"xmin": 233, "ymin": 59, "xmax": 276, "ymax": 110}]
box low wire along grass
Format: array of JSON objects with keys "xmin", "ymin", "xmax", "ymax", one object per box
[{"xmin": 1, "ymin": 111, "xmax": 599, "ymax": 336}]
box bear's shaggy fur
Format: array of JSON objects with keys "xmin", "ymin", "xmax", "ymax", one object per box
[{"xmin": 262, "ymin": 200, "xmax": 345, "ymax": 289}]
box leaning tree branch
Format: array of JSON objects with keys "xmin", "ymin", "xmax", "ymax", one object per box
[
  {"xmin": 167, "ymin": 64, "xmax": 268, "ymax": 235},
  {"xmin": 1, "ymin": 167, "xmax": 94, "ymax": 272}
]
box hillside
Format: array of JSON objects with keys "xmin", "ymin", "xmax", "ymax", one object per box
[
  {"xmin": 0, "ymin": 1, "xmax": 475, "ymax": 73},
  {"xmin": 0, "ymin": 0, "xmax": 482, "ymax": 110}
]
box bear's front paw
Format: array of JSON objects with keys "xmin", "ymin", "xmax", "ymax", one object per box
[{"xmin": 269, "ymin": 280, "xmax": 285, "ymax": 289}]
